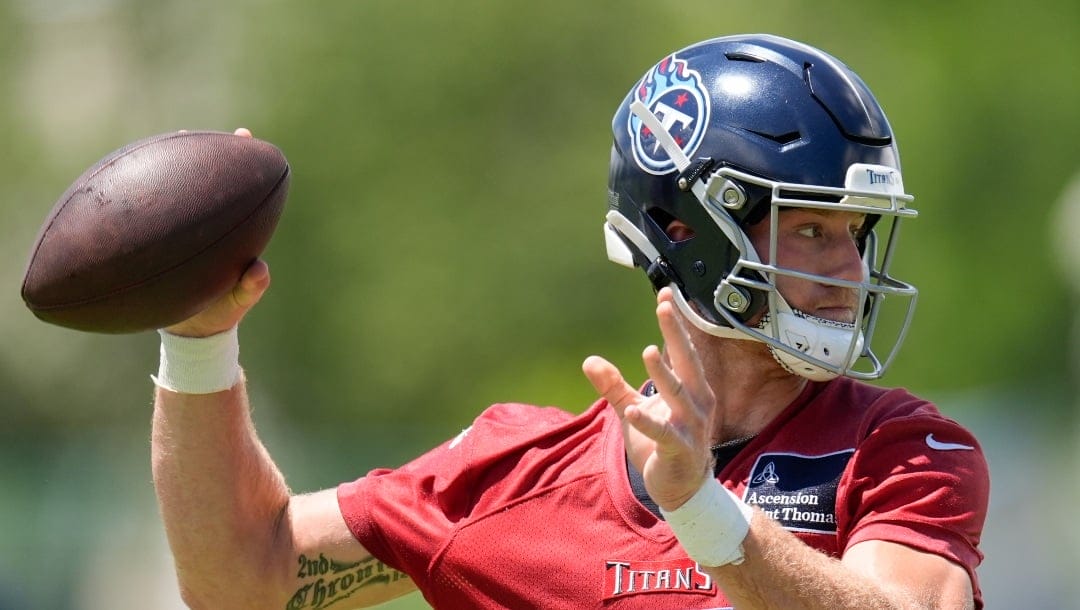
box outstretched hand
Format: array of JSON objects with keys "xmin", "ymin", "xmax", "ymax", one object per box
[{"xmin": 582, "ymin": 287, "xmax": 717, "ymax": 511}]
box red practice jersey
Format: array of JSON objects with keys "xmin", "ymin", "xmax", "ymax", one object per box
[{"xmin": 338, "ymin": 377, "xmax": 989, "ymax": 609}]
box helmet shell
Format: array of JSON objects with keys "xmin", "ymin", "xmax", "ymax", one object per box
[{"xmin": 608, "ymin": 34, "xmax": 901, "ymax": 326}]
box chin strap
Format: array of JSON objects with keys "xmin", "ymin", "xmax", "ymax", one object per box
[
  {"xmin": 762, "ymin": 307, "xmax": 862, "ymax": 382},
  {"xmin": 671, "ymin": 275, "xmax": 863, "ymax": 381}
]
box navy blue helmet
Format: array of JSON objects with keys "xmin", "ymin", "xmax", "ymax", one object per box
[{"xmin": 605, "ymin": 34, "xmax": 917, "ymax": 380}]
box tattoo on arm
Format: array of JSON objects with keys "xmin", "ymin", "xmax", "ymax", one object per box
[{"xmin": 286, "ymin": 553, "xmax": 410, "ymax": 610}]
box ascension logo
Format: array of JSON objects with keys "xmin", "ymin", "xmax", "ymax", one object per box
[
  {"xmin": 751, "ymin": 462, "xmax": 780, "ymax": 485},
  {"xmin": 743, "ymin": 450, "xmax": 854, "ymax": 534},
  {"xmin": 628, "ymin": 53, "xmax": 710, "ymax": 175}
]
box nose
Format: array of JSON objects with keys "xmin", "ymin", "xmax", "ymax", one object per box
[{"xmin": 823, "ymin": 234, "xmax": 867, "ymax": 285}]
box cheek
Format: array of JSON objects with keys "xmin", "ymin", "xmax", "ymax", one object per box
[
  {"xmin": 773, "ymin": 273, "xmax": 808, "ymax": 303},
  {"xmin": 771, "ymin": 240, "xmax": 806, "ymax": 270},
  {"xmin": 749, "ymin": 227, "xmax": 805, "ymax": 268},
  {"xmin": 745, "ymin": 223, "xmax": 771, "ymax": 261}
]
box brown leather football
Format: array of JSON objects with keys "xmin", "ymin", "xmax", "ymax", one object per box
[{"xmin": 21, "ymin": 130, "xmax": 290, "ymax": 333}]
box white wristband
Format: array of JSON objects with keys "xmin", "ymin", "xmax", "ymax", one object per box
[
  {"xmin": 152, "ymin": 327, "xmax": 242, "ymax": 394},
  {"xmin": 659, "ymin": 478, "xmax": 755, "ymax": 567}
]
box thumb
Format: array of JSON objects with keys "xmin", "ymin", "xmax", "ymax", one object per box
[
  {"xmin": 164, "ymin": 259, "xmax": 271, "ymax": 337},
  {"xmin": 582, "ymin": 355, "xmax": 641, "ymax": 415},
  {"xmin": 232, "ymin": 258, "xmax": 271, "ymax": 309}
]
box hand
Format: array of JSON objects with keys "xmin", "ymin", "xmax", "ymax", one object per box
[
  {"xmin": 164, "ymin": 127, "xmax": 268, "ymax": 338},
  {"xmin": 583, "ymin": 287, "xmax": 717, "ymax": 511},
  {"xmin": 164, "ymin": 258, "xmax": 270, "ymax": 338}
]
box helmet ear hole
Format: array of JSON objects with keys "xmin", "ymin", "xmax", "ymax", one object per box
[
  {"xmin": 645, "ymin": 208, "xmax": 696, "ymax": 243},
  {"xmin": 665, "ymin": 220, "xmax": 696, "ymax": 243}
]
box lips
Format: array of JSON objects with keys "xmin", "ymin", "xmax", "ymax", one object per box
[
  {"xmin": 811, "ymin": 292, "xmax": 860, "ymax": 323},
  {"xmin": 813, "ymin": 306, "xmax": 857, "ymax": 324}
]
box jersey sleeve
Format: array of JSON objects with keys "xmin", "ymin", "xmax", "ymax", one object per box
[
  {"xmin": 837, "ymin": 412, "xmax": 989, "ymax": 599},
  {"xmin": 336, "ymin": 403, "xmax": 578, "ymax": 583}
]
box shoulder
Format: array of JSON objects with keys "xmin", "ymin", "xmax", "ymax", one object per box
[
  {"xmin": 823, "ymin": 379, "xmax": 990, "ymax": 530},
  {"xmin": 813, "ymin": 377, "xmax": 955, "ymax": 438},
  {"xmin": 807, "ymin": 381, "xmax": 990, "ymax": 589},
  {"xmin": 817, "ymin": 377, "xmax": 929, "ymax": 414},
  {"xmin": 458, "ymin": 399, "xmax": 614, "ymax": 457},
  {"xmin": 337, "ymin": 399, "xmax": 615, "ymax": 573},
  {"xmin": 785, "ymin": 377, "xmax": 988, "ymax": 486},
  {"xmin": 473, "ymin": 401, "xmax": 582, "ymax": 429}
]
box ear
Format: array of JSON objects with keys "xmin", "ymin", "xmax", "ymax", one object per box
[{"xmin": 665, "ymin": 220, "xmax": 696, "ymax": 242}]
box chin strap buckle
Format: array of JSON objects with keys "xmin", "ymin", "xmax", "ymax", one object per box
[
  {"xmin": 646, "ymin": 257, "xmax": 680, "ymax": 292},
  {"xmin": 677, "ymin": 157, "xmax": 715, "ymax": 191}
]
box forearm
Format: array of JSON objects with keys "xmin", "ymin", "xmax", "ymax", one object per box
[
  {"xmin": 707, "ymin": 512, "xmax": 919, "ymax": 609},
  {"xmin": 151, "ymin": 377, "xmax": 290, "ymax": 607}
]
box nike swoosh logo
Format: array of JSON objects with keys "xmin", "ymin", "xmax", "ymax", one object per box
[{"xmin": 925, "ymin": 433, "xmax": 974, "ymax": 451}]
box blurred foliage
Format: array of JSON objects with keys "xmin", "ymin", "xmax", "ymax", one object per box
[
  {"xmin": 1, "ymin": 0, "xmax": 1079, "ymax": 606},
  {"xmin": 5, "ymin": 0, "xmax": 1078, "ymax": 439}
]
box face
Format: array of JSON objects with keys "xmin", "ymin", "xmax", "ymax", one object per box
[{"xmin": 744, "ymin": 209, "xmax": 868, "ymax": 324}]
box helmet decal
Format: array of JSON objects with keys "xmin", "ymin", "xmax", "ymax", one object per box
[{"xmin": 628, "ymin": 53, "xmax": 710, "ymax": 175}]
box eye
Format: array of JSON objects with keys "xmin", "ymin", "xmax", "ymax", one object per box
[
  {"xmin": 796, "ymin": 224, "xmax": 822, "ymax": 238},
  {"xmin": 850, "ymin": 213, "xmax": 869, "ymax": 235},
  {"xmin": 849, "ymin": 220, "xmax": 868, "ymax": 241}
]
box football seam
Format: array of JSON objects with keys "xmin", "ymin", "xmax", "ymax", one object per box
[
  {"xmin": 25, "ymin": 163, "xmax": 290, "ymax": 312},
  {"xmin": 22, "ymin": 132, "xmax": 195, "ymax": 300}
]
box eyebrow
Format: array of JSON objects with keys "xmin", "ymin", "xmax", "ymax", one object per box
[{"xmin": 782, "ymin": 208, "xmax": 868, "ymax": 232}]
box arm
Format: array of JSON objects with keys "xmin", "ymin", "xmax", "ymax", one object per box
[
  {"xmin": 151, "ymin": 257, "xmax": 416, "ymax": 609},
  {"xmin": 707, "ymin": 515, "xmax": 973, "ymax": 609},
  {"xmin": 582, "ymin": 287, "xmax": 976, "ymax": 609}
]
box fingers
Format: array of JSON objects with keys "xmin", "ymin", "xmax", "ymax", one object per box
[
  {"xmin": 623, "ymin": 400, "xmax": 677, "ymax": 450},
  {"xmin": 584, "ymin": 354, "xmax": 668, "ymax": 470},
  {"xmin": 642, "ymin": 343, "xmax": 682, "ymax": 404},
  {"xmin": 586, "ymin": 349, "xmax": 679, "ymax": 444},
  {"xmin": 645, "ymin": 288, "xmax": 714, "ymax": 446},
  {"xmin": 655, "ymin": 288, "xmax": 704, "ymax": 393},
  {"xmin": 582, "ymin": 355, "xmax": 641, "ymax": 414},
  {"xmin": 184, "ymin": 128, "xmax": 251, "ymax": 137},
  {"xmin": 640, "ymin": 343, "xmax": 699, "ymax": 450},
  {"xmin": 164, "ymin": 259, "xmax": 271, "ymax": 337},
  {"xmin": 645, "ymin": 289, "xmax": 706, "ymax": 410},
  {"xmin": 589, "ymin": 288, "xmax": 715, "ymax": 509}
]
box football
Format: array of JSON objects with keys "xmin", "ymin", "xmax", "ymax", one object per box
[{"xmin": 21, "ymin": 130, "xmax": 290, "ymax": 333}]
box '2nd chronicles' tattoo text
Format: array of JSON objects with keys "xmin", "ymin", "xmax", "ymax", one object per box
[{"xmin": 287, "ymin": 553, "xmax": 409, "ymax": 609}]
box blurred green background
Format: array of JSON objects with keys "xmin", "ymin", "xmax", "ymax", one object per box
[{"xmin": 2, "ymin": 0, "xmax": 1078, "ymax": 607}]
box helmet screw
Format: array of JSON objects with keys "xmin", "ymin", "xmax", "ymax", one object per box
[
  {"xmin": 677, "ymin": 177, "xmax": 689, "ymax": 190},
  {"xmin": 712, "ymin": 180, "xmax": 746, "ymax": 209},
  {"xmin": 726, "ymin": 291, "xmax": 745, "ymax": 310},
  {"xmin": 722, "ymin": 188, "xmax": 741, "ymax": 205},
  {"xmin": 691, "ymin": 261, "xmax": 706, "ymax": 276},
  {"xmin": 716, "ymin": 284, "xmax": 750, "ymax": 313}
]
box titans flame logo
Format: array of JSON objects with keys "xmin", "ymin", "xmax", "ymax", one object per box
[{"xmin": 628, "ymin": 53, "xmax": 710, "ymax": 175}]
